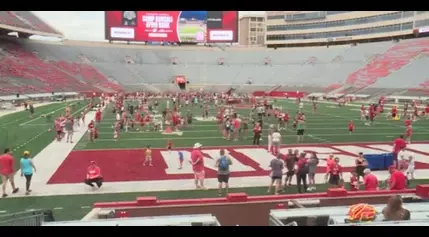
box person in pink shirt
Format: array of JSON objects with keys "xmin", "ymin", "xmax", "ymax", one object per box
[
  {"xmin": 190, "ymin": 143, "xmax": 206, "ymax": 189},
  {"xmin": 54, "ymin": 118, "xmax": 63, "ymax": 141},
  {"xmin": 232, "ymin": 115, "xmax": 241, "ymax": 141}
]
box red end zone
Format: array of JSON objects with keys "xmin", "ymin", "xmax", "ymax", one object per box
[{"xmin": 47, "ymin": 142, "xmax": 429, "ymax": 184}]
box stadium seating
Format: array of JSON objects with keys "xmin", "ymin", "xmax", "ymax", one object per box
[
  {"xmin": 12, "ymin": 11, "xmax": 60, "ymax": 35},
  {"xmin": 0, "ymin": 39, "xmax": 124, "ymax": 95},
  {"xmin": 346, "ymin": 39, "xmax": 429, "ymax": 88},
  {"xmin": 2, "ymin": 36, "xmax": 429, "ymax": 95},
  {"xmin": 0, "ymin": 11, "xmax": 60, "ymax": 35}
]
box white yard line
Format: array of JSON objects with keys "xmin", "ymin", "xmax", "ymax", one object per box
[
  {"xmin": 95, "ymin": 127, "xmax": 409, "ymax": 135},
  {"xmin": 0, "ymin": 101, "xmax": 59, "ymax": 118},
  {"xmin": 93, "ymin": 132, "xmax": 429, "ymax": 142},
  {"xmin": 307, "ymin": 134, "xmax": 332, "ymax": 143},
  {"xmin": 19, "ymin": 102, "xmax": 77, "ymax": 127}
]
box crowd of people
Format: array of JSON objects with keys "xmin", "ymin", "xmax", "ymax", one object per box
[{"xmin": 0, "ymin": 91, "xmax": 425, "ymax": 199}]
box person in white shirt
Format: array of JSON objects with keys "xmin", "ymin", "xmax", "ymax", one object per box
[
  {"xmin": 267, "ymin": 124, "xmax": 274, "ymax": 153},
  {"xmin": 401, "ymin": 151, "xmax": 415, "ymax": 180},
  {"xmin": 166, "ymin": 100, "xmax": 170, "ymax": 109},
  {"xmin": 225, "ymin": 108, "xmax": 230, "ymax": 117},
  {"xmin": 271, "ymin": 129, "xmax": 282, "ymax": 155}
]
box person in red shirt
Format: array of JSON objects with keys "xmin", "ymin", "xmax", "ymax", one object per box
[
  {"xmin": 233, "ymin": 116, "xmax": 241, "ymax": 141},
  {"xmin": 348, "ymin": 120, "xmax": 355, "ymax": 134},
  {"xmin": 349, "ymin": 171, "xmax": 359, "ymax": 191},
  {"xmin": 190, "ymin": 143, "xmax": 206, "ymax": 189},
  {"xmin": 363, "ymin": 168, "xmax": 379, "ymax": 191},
  {"xmin": 326, "ymin": 157, "xmax": 343, "ymax": 188},
  {"xmin": 388, "ymin": 166, "xmax": 407, "ymax": 190},
  {"xmin": 295, "ymin": 153, "xmax": 308, "ymax": 193},
  {"xmin": 393, "ymin": 135, "xmax": 407, "ymax": 168},
  {"xmin": 405, "ymin": 118, "xmax": 411, "ymax": 127},
  {"xmin": 405, "ymin": 125, "xmax": 413, "ymax": 144},
  {"xmin": 139, "ymin": 116, "xmax": 145, "ymax": 130},
  {"xmin": 84, "ymin": 161, "xmax": 103, "ymax": 190},
  {"xmin": 0, "ymin": 148, "xmax": 19, "ymax": 198},
  {"xmin": 391, "ymin": 106, "xmax": 397, "ymax": 120},
  {"xmin": 95, "ymin": 109, "xmax": 102, "ymax": 125},
  {"xmin": 324, "ymin": 154, "xmax": 335, "ymax": 181},
  {"xmin": 283, "ymin": 112, "xmax": 289, "ymax": 130},
  {"xmin": 425, "ymin": 104, "xmax": 429, "ymax": 119},
  {"xmin": 88, "ymin": 120, "xmax": 95, "ymax": 142},
  {"xmin": 252, "ymin": 122, "xmax": 262, "ymax": 145},
  {"xmin": 167, "ymin": 140, "xmax": 173, "ymax": 153}
]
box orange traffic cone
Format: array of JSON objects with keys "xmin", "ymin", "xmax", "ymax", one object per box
[{"xmin": 165, "ymin": 126, "xmax": 172, "ymax": 134}]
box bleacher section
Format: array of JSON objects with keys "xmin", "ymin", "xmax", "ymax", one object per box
[
  {"xmin": 0, "ymin": 11, "xmax": 61, "ymax": 36},
  {"xmin": 0, "ymin": 39, "xmax": 122, "ymax": 95},
  {"xmin": 1, "ymin": 37, "xmax": 429, "ymax": 95}
]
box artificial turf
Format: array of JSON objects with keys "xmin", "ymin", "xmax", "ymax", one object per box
[{"xmin": 1, "ymin": 99, "xmax": 429, "ymax": 221}]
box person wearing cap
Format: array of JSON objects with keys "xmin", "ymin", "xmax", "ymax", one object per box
[
  {"xmin": 84, "ymin": 161, "xmax": 103, "ymax": 190},
  {"xmin": 20, "ymin": 151, "xmax": 36, "ymax": 195},
  {"xmin": 387, "ymin": 165, "xmax": 406, "ymax": 190},
  {"xmin": 363, "ymin": 168, "xmax": 379, "ymax": 191},
  {"xmin": 190, "ymin": 143, "xmax": 206, "ymax": 189}
]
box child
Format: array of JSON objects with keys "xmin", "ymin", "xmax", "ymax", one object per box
[
  {"xmin": 143, "ymin": 145, "xmax": 153, "ymax": 167},
  {"xmin": 74, "ymin": 115, "xmax": 80, "ymax": 129},
  {"xmin": 178, "ymin": 151, "xmax": 184, "ymax": 170},
  {"xmin": 167, "ymin": 140, "xmax": 173, "ymax": 153},
  {"xmin": 349, "ymin": 171, "xmax": 359, "ymax": 191},
  {"xmin": 405, "ymin": 125, "xmax": 413, "ymax": 144},
  {"xmin": 113, "ymin": 121, "xmax": 120, "ymax": 141},
  {"xmin": 348, "ymin": 120, "xmax": 355, "ymax": 134},
  {"xmin": 405, "ymin": 153, "xmax": 415, "ymax": 180}
]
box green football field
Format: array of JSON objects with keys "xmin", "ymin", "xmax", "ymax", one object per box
[
  {"xmin": 1, "ymin": 99, "xmax": 429, "ymax": 221},
  {"xmin": 178, "ymin": 23, "xmax": 205, "ymax": 42}
]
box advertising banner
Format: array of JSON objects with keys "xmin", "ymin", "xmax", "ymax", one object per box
[{"xmin": 105, "ymin": 11, "xmax": 238, "ymax": 43}]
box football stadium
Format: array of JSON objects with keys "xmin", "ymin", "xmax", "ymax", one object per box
[{"xmin": 1, "ymin": 11, "xmax": 429, "ymax": 226}]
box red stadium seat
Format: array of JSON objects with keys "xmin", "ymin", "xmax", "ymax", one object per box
[
  {"xmin": 346, "ymin": 39, "xmax": 429, "ymax": 89},
  {"xmin": 0, "ymin": 42, "xmax": 123, "ymax": 95}
]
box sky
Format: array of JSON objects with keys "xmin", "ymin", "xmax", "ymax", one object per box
[{"xmin": 32, "ymin": 11, "xmax": 265, "ymax": 42}]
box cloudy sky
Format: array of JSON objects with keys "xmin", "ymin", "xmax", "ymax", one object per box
[{"xmin": 32, "ymin": 11, "xmax": 265, "ymax": 41}]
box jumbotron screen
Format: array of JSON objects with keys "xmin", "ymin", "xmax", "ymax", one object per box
[{"xmin": 105, "ymin": 11, "xmax": 238, "ymax": 43}]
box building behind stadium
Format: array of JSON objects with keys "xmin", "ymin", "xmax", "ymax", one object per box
[
  {"xmin": 264, "ymin": 11, "xmax": 429, "ymax": 48},
  {"xmin": 238, "ymin": 15, "xmax": 265, "ymax": 46}
]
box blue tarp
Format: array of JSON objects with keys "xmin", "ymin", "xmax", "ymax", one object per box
[{"xmin": 364, "ymin": 153, "xmax": 394, "ymax": 170}]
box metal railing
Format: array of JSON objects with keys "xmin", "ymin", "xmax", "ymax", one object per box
[{"xmin": 0, "ymin": 209, "xmax": 54, "ymax": 226}]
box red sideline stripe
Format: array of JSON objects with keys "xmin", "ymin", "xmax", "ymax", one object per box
[{"xmin": 93, "ymin": 188, "xmax": 424, "ymax": 209}]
